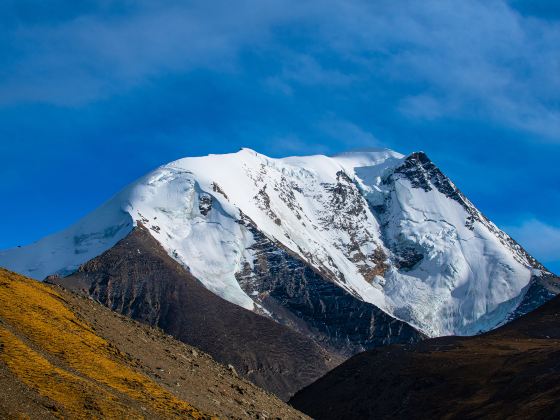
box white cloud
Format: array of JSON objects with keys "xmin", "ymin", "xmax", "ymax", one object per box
[
  {"xmin": 319, "ymin": 119, "xmax": 383, "ymax": 150},
  {"xmin": 1, "ymin": 0, "xmax": 559, "ymax": 140},
  {"xmin": 0, "ymin": 1, "xmax": 298, "ymax": 105}
]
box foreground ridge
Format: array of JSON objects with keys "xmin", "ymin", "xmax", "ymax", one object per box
[
  {"xmin": 53, "ymin": 225, "xmax": 343, "ymax": 400},
  {"xmin": 290, "ymin": 292, "xmax": 560, "ymax": 419},
  {"xmin": 0, "ymin": 268, "xmax": 308, "ymax": 419}
]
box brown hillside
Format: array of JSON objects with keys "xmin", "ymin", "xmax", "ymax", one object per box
[
  {"xmin": 290, "ymin": 290, "xmax": 560, "ymax": 420},
  {"xmin": 55, "ymin": 225, "xmax": 340, "ymax": 400},
  {"xmin": 0, "ymin": 268, "xmax": 308, "ymax": 419}
]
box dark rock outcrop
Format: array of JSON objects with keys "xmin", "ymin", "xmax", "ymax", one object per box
[
  {"xmin": 507, "ymin": 272, "xmax": 560, "ymax": 321},
  {"xmin": 236, "ymin": 219, "xmax": 425, "ymax": 356},
  {"xmin": 387, "ymin": 152, "xmax": 545, "ymax": 270},
  {"xmin": 53, "ymin": 225, "xmax": 338, "ymax": 400},
  {"xmin": 198, "ymin": 193, "xmax": 212, "ymax": 216}
]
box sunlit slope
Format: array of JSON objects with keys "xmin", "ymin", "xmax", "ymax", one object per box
[{"xmin": 0, "ymin": 268, "xmax": 210, "ymax": 419}]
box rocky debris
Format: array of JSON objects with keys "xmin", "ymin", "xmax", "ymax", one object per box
[
  {"xmin": 276, "ymin": 176, "xmax": 304, "ymax": 221},
  {"xmin": 137, "ymin": 212, "xmax": 150, "ymax": 224},
  {"xmin": 312, "ymin": 170, "xmax": 388, "ymax": 284},
  {"xmin": 44, "ymin": 273, "xmax": 60, "ymax": 282},
  {"xmin": 391, "ymin": 152, "xmax": 461, "ymax": 199},
  {"xmin": 351, "ymin": 247, "xmax": 388, "ymax": 283},
  {"xmin": 227, "ymin": 364, "xmax": 238, "ymax": 377}
]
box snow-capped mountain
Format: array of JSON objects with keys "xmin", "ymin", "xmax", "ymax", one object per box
[{"xmin": 0, "ymin": 148, "xmax": 556, "ymax": 338}]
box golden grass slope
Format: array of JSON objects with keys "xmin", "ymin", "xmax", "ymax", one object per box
[{"xmin": 0, "ymin": 267, "xmax": 211, "ymax": 419}]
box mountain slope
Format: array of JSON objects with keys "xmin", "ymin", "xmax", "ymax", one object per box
[
  {"xmin": 0, "ymin": 268, "xmax": 308, "ymax": 419},
  {"xmin": 0, "ymin": 148, "xmax": 555, "ymax": 338},
  {"xmin": 52, "ymin": 225, "xmax": 341, "ymax": 400},
  {"xmin": 290, "ymin": 292, "xmax": 560, "ymax": 420}
]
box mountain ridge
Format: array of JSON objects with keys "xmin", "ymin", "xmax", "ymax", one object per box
[
  {"xmin": 290, "ymin": 287, "xmax": 560, "ymax": 420},
  {"xmin": 0, "ymin": 268, "xmax": 308, "ymax": 419},
  {"xmin": 51, "ymin": 224, "xmax": 342, "ymax": 400},
  {"xmin": 0, "ymin": 148, "xmax": 555, "ymax": 339}
]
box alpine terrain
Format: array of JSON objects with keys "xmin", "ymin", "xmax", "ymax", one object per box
[
  {"xmin": 1, "ymin": 148, "xmax": 557, "ymax": 355},
  {"xmin": 290, "ymin": 289, "xmax": 560, "ymax": 420},
  {"xmin": 51, "ymin": 224, "xmax": 339, "ymax": 400}
]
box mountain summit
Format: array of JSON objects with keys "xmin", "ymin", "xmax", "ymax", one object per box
[{"xmin": 1, "ymin": 148, "xmax": 557, "ymax": 340}]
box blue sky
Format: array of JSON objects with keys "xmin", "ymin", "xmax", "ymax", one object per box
[{"xmin": 1, "ymin": 0, "xmax": 559, "ymax": 272}]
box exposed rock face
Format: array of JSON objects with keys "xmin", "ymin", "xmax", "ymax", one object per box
[
  {"xmin": 290, "ymin": 292, "xmax": 560, "ymax": 420},
  {"xmin": 2, "ymin": 148, "xmax": 556, "ymax": 340},
  {"xmin": 320, "ymin": 171, "xmax": 389, "ymax": 282},
  {"xmin": 391, "ymin": 151, "xmax": 464, "ymax": 199},
  {"xmin": 361, "ymin": 151, "xmax": 554, "ymax": 335},
  {"xmin": 198, "ymin": 193, "xmax": 212, "ymax": 216},
  {"xmin": 388, "ymin": 151, "xmax": 544, "ymax": 269},
  {"xmin": 55, "ymin": 225, "xmax": 338, "ymax": 401},
  {"xmin": 505, "ymin": 272, "xmax": 560, "ymax": 322},
  {"xmin": 236, "ymin": 218, "xmax": 424, "ymax": 356}
]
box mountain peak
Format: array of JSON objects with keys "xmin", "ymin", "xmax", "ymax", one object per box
[
  {"xmin": 237, "ymin": 147, "xmax": 261, "ymax": 156},
  {"xmin": 0, "ymin": 147, "xmax": 555, "ymax": 339}
]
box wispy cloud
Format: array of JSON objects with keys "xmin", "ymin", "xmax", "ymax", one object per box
[
  {"xmin": 0, "ymin": 1, "xmax": 287, "ymax": 104},
  {"xmin": 319, "ymin": 119, "xmax": 383, "ymax": 150},
  {"xmin": 505, "ymin": 219, "xmax": 560, "ymax": 268},
  {"xmin": 1, "ymin": 0, "xmax": 559, "ymax": 139}
]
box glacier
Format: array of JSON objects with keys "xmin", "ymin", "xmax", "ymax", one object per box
[{"xmin": 0, "ymin": 148, "xmax": 552, "ymax": 337}]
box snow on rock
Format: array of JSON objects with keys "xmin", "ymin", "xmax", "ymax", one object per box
[
  {"xmin": 0, "ymin": 194, "xmax": 133, "ymax": 280},
  {"xmin": 0, "ymin": 148, "xmax": 550, "ymax": 337}
]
